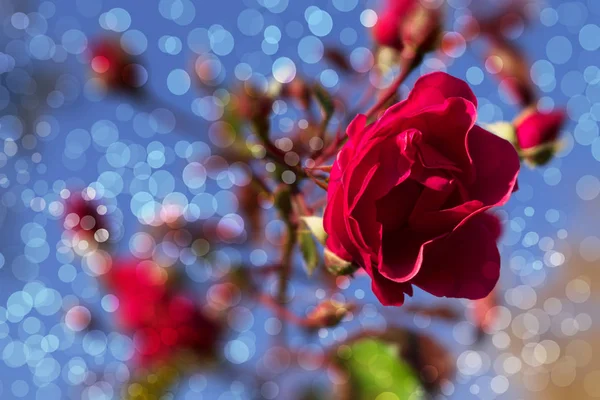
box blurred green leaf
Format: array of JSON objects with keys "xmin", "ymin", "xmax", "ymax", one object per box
[
  {"xmin": 313, "ymin": 84, "xmax": 334, "ymax": 121},
  {"xmin": 336, "ymin": 338, "xmax": 423, "ymax": 400},
  {"xmin": 300, "ymin": 216, "xmax": 327, "ymax": 245},
  {"xmin": 299, "ymin": 230, "xmax": 319, "ymax": 276}
]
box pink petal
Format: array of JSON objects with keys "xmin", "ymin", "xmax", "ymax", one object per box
[{"xmin": 382, "ymin": 72, "xmax": 478, "ymax": 121}]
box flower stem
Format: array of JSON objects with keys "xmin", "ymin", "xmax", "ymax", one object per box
[{"xmin": 364, "ymin": 52, "xmax": 422, "ymax": 120}]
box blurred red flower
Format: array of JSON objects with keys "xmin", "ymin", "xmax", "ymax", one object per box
[
  {"xmin": 106, "ymin": 259, "xmax": 222, "ymax": 367},
  {"xmin": 373, "ymin": 0, "xmax": 442, "ymax": 54}
]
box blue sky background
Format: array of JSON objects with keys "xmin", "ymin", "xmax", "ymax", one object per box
[{"xmin": 1, "ymin": 0, "xmax": 599, "ymax": 398}]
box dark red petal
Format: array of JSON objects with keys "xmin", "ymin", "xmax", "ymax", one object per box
[
  {"xmin": 369, "ymin": 266, "xmax": 414, "ymax": 306},
  {"xmin": 413, "ymin": 213, "xmax": 501, "ymax": 299},
  {"xmin": 467, "ymin": 125, "xmax": 521, "ymax": 207}
]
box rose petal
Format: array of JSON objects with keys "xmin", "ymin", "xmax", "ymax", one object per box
[
  {"xmin": 378, "ymin": 228, "xmax": 432, "ymax": 283},
  {"xmin": 382, "ymin": 72, "xmax": 478, "ymax": 121},
  {"xmin": 324, "ymin": 185, "xmax": 359, "ymax": 262},
  {"xmin": 413, "ymin": 213, "xmax": 501, "ymax": 299},
  {"xmin": 376, "ymin": 179, "xmax": 422, "ymax": 232},
  {"xmin": 369, "ymin": 267, "xmax": 414, "ymax": 306},
  {"xmin": 467, "ymin": 125, "xmax": 520, "ymax": 207},
  {"xmin": 407, "ymin": 97, "xmax": 478, "ymax": 181}
]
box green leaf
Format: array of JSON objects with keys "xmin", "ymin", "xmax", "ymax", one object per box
[
  {"xmin": 336, "ymin": 338, "xmax": 423, "ymax": 400},
  {"xmin": 300, "ymin": 216, "xmax": 327, "ymax": 245},
  {"xmin": 313, "ymin": 84, "xmax": 334, "ymax": 120},
  {"xmin": 299, "ymin": 230, "xmax": 319, "ymax": 276}
]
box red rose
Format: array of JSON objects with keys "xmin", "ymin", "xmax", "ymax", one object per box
[
  {"xmin": 515, "ymin": 108, "xmax": 565, "ymax": 150},
  {"xmin": 106, "ymin": 259, "xmax": 222, "ymax": 366},
  {"xmin": 324, "ymin": 72, "xmax": 520, "ymax": 306}
]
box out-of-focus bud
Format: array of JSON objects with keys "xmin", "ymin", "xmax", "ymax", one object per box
[
  {"xmin": 401, "ymin": 3, "xmax": 443, "ymax": 55},
  {"xmin": 515, "ymin": 107, "xmax": 566, "ymax": 166},
  {"xmin": 281, "ymin": 78, "xmax": 312, "ymax": 110},
  {"xmin": 401, "ymin": 332, "xmax": 455, "ymax": 396},
  {"xmin": 373, "ymin": 0, "xmax": 443, "ymax": 56},
  {"xmin": 63, "ymin": 190, "xmax": 110, "ymax": 253},
  {"xmin": 88, "ymin": 38, "xmax": 142, "ymax": 93},
  {"xmin": 486, "ymin": 36, "xmax": 536, "ymax": 107},
  {"xmin": 306, "ymin": 300, "xmax": 354, "ymax": 329},
  {"xmin": 372, "ymin": 2, "xmax": 409, "ymax": 51},
  {"xmin": 324, "ymin": 248, "xmax": 358, "ymax": 276}
]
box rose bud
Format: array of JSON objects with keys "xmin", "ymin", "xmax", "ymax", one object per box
[
  {"xmin": 514, "ymin": 107, "xmax": 566, "ymax": 166},
  {"xmin": 486, "ymin": 36, "xmax": 536, "ymax": 107},
  {"xmin": 372, "ymin": 1, "xmax": 412, "ymax": 51},
  {"xmin": 401, "ymin": 333, "xmax": 455, "ymax": 396},
  {"xmin": 88, "ymin": 38, "xmax": 141, "ymax": 93},
  {"xmin": 306, "ymin": 300, "xmax": 355, "ymax": 329},
  {"xmin": 63, "ymin": 191, "xmax": 110, "ymax": 249},
  {"xmin": 324, "ymin": 72, "xmax": 520, "ymax": 306},
  {"xmin": 401, "ymin": 3, "xmax": 443, "ymax": 55},
  {"xmin": 373, "ymin": 0, "xmax": 443, "ymax": 55}
]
